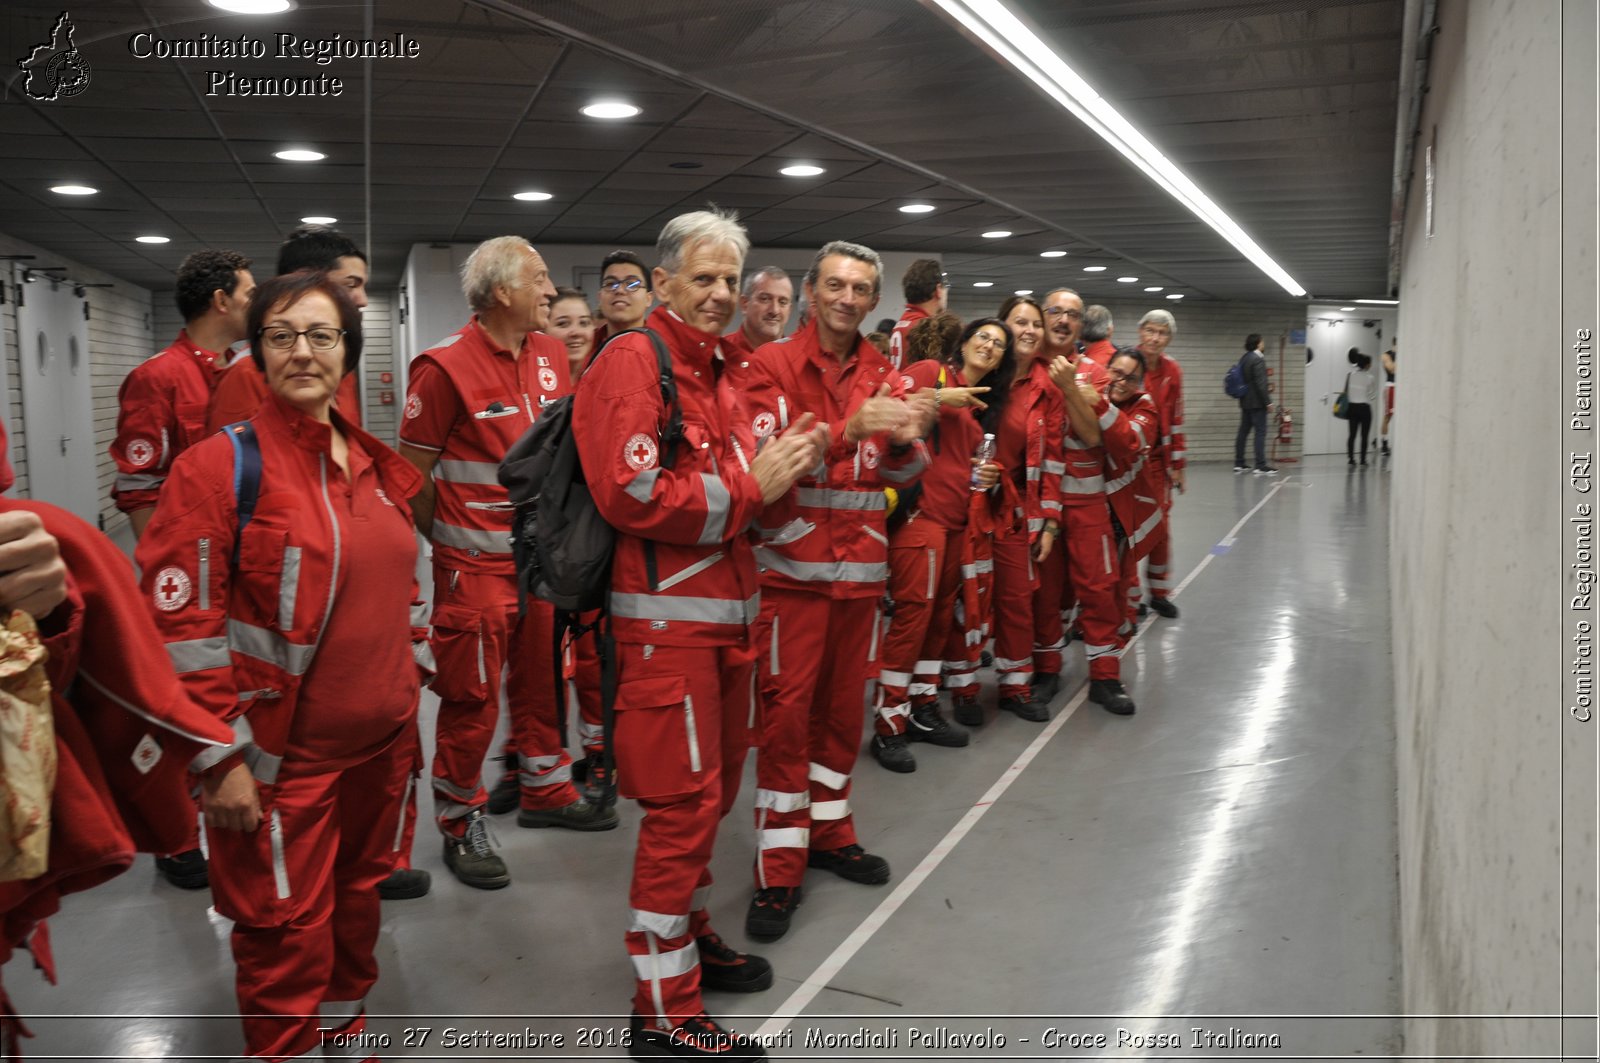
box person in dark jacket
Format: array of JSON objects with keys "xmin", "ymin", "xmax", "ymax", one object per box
[{"xmin": 1233, "ymin": 333, "xmax": 1275, "ymax": 474}]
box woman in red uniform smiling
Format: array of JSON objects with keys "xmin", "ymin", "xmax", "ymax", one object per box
[
  {"xmin": 870, "ymin": 318, "xmax": 1013, "ymax": 771},
  {"xmin": 137, "ymin": 271, "xmax": 432, "ymax": 1061}
]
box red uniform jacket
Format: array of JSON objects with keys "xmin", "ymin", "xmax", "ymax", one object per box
[
  {"xmin": 574, "ymin": 307, "xmax": 765, "ymax": 648},
  {"xmin": 400, "ymin": 321, "xmax": 571, "ymax": 576},
  {"xmin": 1081, "ymin": 338, "xmax": 1117, "ymax": 368},
  {"xmin": 1061, "ymin": 355, "xmax": 1116, "ymax": 508},
  {"xmin": 135, "ymin": 395, "xmax": 429, "ymax": 783},
  {"xmin": 742, "ymin": 320, "xmax": 929, "ymax": 600},
  {"xmin": 111, "ymin": 330, "xmax": 229, "ymax": 514},
  {"xmin": 720, "ymin": 328, "xmax": 758, "ymax": 390},
  {"xmin": 898, "ymin": 359, "xmax": 983, "ymax": 532},
  {"xmin": 887, "ymin": 304, "xmax": 930, "ymax": 370},
  {"xmin": 1142, "ymin": 352, "xmax": 1186, "ymax": 473},
  {"xmin": 1006, "ymin": 356, "xmax": 1066, "ymax": 538},
  {"xmin": 206, "ymin": 355, "xmax": 363, "ymax": 434},
  {"xmin": 1101, "ymin": 391, "xmax": 1165, "ymax": 559}
]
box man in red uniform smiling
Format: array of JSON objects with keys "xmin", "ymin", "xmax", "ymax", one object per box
[{"xmin": 400, "ymin": 236, "xmax": 616, "ymax": 893}]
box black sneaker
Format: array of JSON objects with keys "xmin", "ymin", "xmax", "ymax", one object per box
[
  {"xmin": 999, "ymin": 692, "xmax": 1049, "ymax": 723},
  {"xmin": 486, "ymin": 757, "xmax": 519, "ymax": 815},
  {"xmin": 442, "ymin": 812, "xmax": 510, "ymax": 890},
  {"xmin": 1149, "ymin": 597, "xmax": 1179, "ymax": 619},
  {"xmin": 1029, "ymin": 672, "xmax": 1062, "ymax": 703},
  {"xmin": 907, "ymin": 703, "xmax": 969, "ymax": 747},
  {"xmin": 1088, "ymin": 678, "xmax": 1136, "ymax": 716},
  {"xmin": 581, "ymin": 753, "xmax": 619, "ymax": 810},
  {"xmin": 1233, "ymin": 464, "xmax": 1249, "ymax": 473},
  {"xmin": 1136, "ymin": 602, "xmax": 1149, "ymax": 619},
  {"xmin": 377, "ymin": 867, "xmax": 431, "ymax": 900},
  {"xmin": 807, "ymin": 844, "xmax": 890, "ymax": 885},
  {"xmin": 951, "ymin": 695, "xmax": 983, "ymax": 727},
  {"xmin": 155, "ymin": 848, "xmax": 208, "ymax": 890},
  {"xmin": 629, "ymin": 1011, "xmax": 766, "ymax": 1061},
  {"xmin": 1254, "ymin": 465, "xmax": 1278, "ymax": 476},
  {"xmin": 696, "ymin": 933, "xmax": 773, "ymax": 993},
  {"xmin": 517, "ymin": 797, "xmax": 619, "ymax": 831},
  {"xmin": 870, "ymin": 733, "xmax": 916, "ymax": 773},
  {"xmin": 746, "ymin": 886, "xmax": 802, "ymax": 941}
]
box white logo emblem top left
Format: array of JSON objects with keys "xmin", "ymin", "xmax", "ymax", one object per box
[
  {"xmin": 153, "ymin": 566, "xmax": 192, "ymax": 612},
  {"xmin": 624, "ymin": 433, "xmax": 659, "ymax": 472},
  {"xmin": 126, "ymin": 438, "xmax": 156, "ymax": 468}
]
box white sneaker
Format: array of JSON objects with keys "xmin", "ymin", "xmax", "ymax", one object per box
[
  {"xmin": 1233, "ymin": 464, "xmax": 1248, "ymax": 474},
  {"xmin": 1254, "ymin": 466, "xmax": 1278, "ymax": 476}
]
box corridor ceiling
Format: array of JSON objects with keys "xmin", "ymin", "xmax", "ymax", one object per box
[{"xmin": 0, "ymin": 0, "xmax": 1406, "ymax": 301}]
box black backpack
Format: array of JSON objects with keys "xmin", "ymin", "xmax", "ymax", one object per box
[{"xmin": 498, "ymin": 327, "xmax": 684, "ymax": 613}]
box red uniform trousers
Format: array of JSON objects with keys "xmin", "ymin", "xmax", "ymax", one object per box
[
  {"xmin": 754, "ymin": 589, "xmax": 878, "ymax": 887},
  {"xmin": 1061, "ymin": 504, "xmax": 1123, "ymax": 680},
  {"xmin": 208, "ymin": 735, "xmax": 410, "ymax": 1061},
  {"xmin": 1031, "ymin": 542, "xmax": 1068, "ymax": 678},
  {"xmin": 990, "ymin": 522, "xmax": 1059, "ymax": 697},
  {"xmin": 428, "ymin": 566, "xmax": 576, "ymax": 829},
  {"xmin": 498, "ymin": 614, "xmax": 605, "ymax": 785},
  {"xmin": 874, "ymin": 519, "xmax": 962, "ymax": 738},
  {"xmin": 1143, "ymin": 493, "xmax": 1175, "ymax": 605},
  {"xmin": 391, "ymin": 719, "xmax": 423, "ymax": 872},
  {"xmin": 616, "ymin": 640, "xmax": 755, "ymax": 1028}
]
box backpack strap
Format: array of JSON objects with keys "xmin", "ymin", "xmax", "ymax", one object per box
[{"xmin": 223, "ymin": 421, "xmax": 262, "ymax": 568}]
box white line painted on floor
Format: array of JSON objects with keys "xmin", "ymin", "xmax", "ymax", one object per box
[{"xmin": 755, "ymin": 476, "xmax": 1290, "ymax": 1038}]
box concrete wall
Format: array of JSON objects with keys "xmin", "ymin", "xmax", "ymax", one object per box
[{"xmin": 1392, "ymin": 1, "xmax": 1593, "ymax": 1056}]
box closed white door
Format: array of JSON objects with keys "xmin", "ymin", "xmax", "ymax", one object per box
[
  {"xmin": 14, "ymin": 266, "xmax": 99, "ymax": 522},
  {"xmin": 1302, "ymin": 316, "xmax": 1381, "ymax": 455}
]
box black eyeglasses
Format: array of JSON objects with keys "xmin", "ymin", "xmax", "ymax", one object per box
[
  {"xmin": 259, "ymin": 326, "xmax": 345, "ymax": 351},
  {"xmin": 1043, "ymin": 307, "xmax": 1083, "ymax": 320},
  {"xmin": 601, "ymin": 277, "xmax": 646, "ymax": 293}
]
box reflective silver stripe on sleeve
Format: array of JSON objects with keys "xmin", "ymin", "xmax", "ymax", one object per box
[
  {"xmin": 698, "ymin": 473, "xmax": 730, "ymax": 545},
  {"xmin": 624, "ymin": 467, "xmax": 661, "ymax": 504},
  {"xmin": 431, "ymin": 521, "xmax": 511, "ymax": 555},
  {"xmin": 1171, "ymin": 449, "xmax": 1187, "ymax": 461},
  {"xmin": 190, "ymin": 715, "xmax": 253, "ymax": 772},
  {"xmin": 227, "ymin": 619, "xmax": 316, "ymax": 676},
  {"xmin": 1098, "ymin": 406, "xmax": 1119, "ymax": 429},
  {"xmin": 609, "ymin": 592, "xmax": 760, "ymax": 627},
  {"xmin": 630, "ymin": 909, "xmax": 690, "ymax": 939},
  {"xmin": 1041, "ymin": 499, "xmax": 1062, "ymax": 512},
  {"xmin": 655, "ymin": 552, "xmax": 723, "ymax": 593},
  {"xmin": 1106, "ymin": 457, "xmax": 1147, "ymax": 494},
  {"xmin": 795, "ymin": 488, "xmax": 888, "ymax": 511},
  {"xmin": 76, "ymin": 669, "xmax": 229, "ymax": 747},
  {"xmin": 115, "ymin": 473, "xmax": 165, "ymax": 492},
  {"xmin": 1042, "ymin": 460, "xmax": 1066, "ymax": 475},
  {"xmin": 166, "ymin": 636, "xmax": 231, "ymax": 674},
  {"xmin": 278, "ymin": 545, "xmax": 301, "ymax": 632},
  {"xmin": 244, "ymin": 744, "xmax": 283, "ymax": 785},
  {"xmin": 1063, "ymin": 475, "xmax": 1107, "ymax": 494},
  {"xmin": 758, "ymin": 552, "xmax": 887, "ymax": 585},
  {"xmin": 433, "ymin": 458, "xmax": 503, "ymax": 485},
  {"xmin": 879, "ymin": 459, "xmax": 924, "ymax": 484},
  {"xmin": 1028, "ymin": 517, "xmax": 1045, "ymax": 533}
]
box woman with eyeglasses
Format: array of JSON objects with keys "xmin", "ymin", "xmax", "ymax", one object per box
[
  {"xmin": 871, "ymin": 318, "xmax": 1017, "ymax": 772},
  {"xmin": 136, "ymin": 271, "xmax": 431, "ymax": 1060},
  {"xmin": 961, "ymin": 294, "xmax": 1067, "ymax": 728}
]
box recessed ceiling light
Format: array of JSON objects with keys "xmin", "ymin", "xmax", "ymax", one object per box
[
  {"xmin": 50, "ymin": 184, "xmax": 97, "ymax": 196},
  {"xmin": 207, "ymin": 0, "xmax": 293, "ymax": 11},
  {"xmin": 1014, "ymin": 289, "xmax": 1034, "ymax": 295},
  {"xmin": 899, "ymin": 203, "xmax": 936, "ymax": 214},
  {"xmin": 1143, "ymin": 286, "xmax": 1164, "ymax": 292},
  {"xmin": 1340, "ymin": 306, "xmax": 1356, "ymax": 311},
  {"xmin": 513, "ymin": 191, "xmax": 553, "ymax": 202},
  {"xmin": 1083, "ymin": 265, "xmax": 1107, "ymax": 272},
  {"xmin": 301, "ymin": 216, "xmax": 337, "ymax": 225},
  {"xmin": 780, "ymin": 164, "xmax": 825, "ymax": 177},
  {"xmin": 1355, "ymin": 298, "xmax": 1399, "ymax": 305},
  {"xmin": 582, "ymin": 100, "xmax": 641, "ymax": 119},
  {"xmin": 1116, "ymin": 276, "xmax": 1138, "ymax": 283},
  {"xmin": 134, "ymin": 235, "xmax": 170, "ymax": 244},
  {"xmin": 274, "ymin": 148, "xmax": 325, "ymax": 162},
  {"xmin": 1166, "ymin": 293, "xmax": 1185, "ymax": 300},
  {"xmin": 973, "ymin": 281, "xmax": 994, "ymax": 288},
  {"xmin": 981, "ymin": 230, "xmax": 1012, "ymax": 239},
  {"xmin": 1040, "ymin": 250, "xmax": 1067, "ymax": 258}
]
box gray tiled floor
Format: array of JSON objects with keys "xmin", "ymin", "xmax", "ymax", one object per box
[{"xmin": 9, "ymin": 457, "xmax": 1400, "ymax": 1060}]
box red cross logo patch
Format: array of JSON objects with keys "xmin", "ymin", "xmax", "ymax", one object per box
[
  {"xmin": 153, "ymin": 566, "xmax": 192, "ymax": 612},
  {"xmin": 132, "ymin": 734, "xmax": 162, "ymax": 775},
  {"xmin": 404, "ymin": 394, "xmax": 423, "ymax": 420},
  {"xmin": 624, "ymin": 433, "xmax": 658, "ymax": 472},
  {"xmin": 861, "ymin": 440, "xmax": 881, "ymax": 469},
  {"xmin": 752, "ymin": 412, "xmax": 777, "ymax": 439},
  {"xmin": 126, "ymin": 438, "xmax": 156, "ymax": 468},
  {"xmin": 538, "ymin": 367, "xmax": 559, "ymax": 393}
]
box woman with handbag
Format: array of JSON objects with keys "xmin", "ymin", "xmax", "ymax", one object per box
[
  {"xmin": 1345, "ymin": 350, "xmax": 1379, "ymax": 466},
  {"xmin": 137, "ymin": 271, "xmax": 432, "ymax": 1059}
]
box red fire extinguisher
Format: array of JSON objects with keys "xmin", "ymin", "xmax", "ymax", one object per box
[{"xmin": 1272, "ymin": 405, "xmax": 1297, "ymax": 464}]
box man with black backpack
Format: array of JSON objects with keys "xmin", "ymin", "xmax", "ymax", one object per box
[
  {"xmin": 1233, "ymin": 333, "xmax": 1274, "ymax": 474},
  {"xmin": 571, "ymin": 209, "xmax": 825, "ymax": 1062}
]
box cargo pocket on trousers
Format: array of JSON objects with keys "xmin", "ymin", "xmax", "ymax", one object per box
[
  {"xmin": 613, "ymin": 673, "xmax": 699, "ymax": 801},
  {"xmin": 428, "ymin": 603, "xmax": 488, "ymax": 702}
]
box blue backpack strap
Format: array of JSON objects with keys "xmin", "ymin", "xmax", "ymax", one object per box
[{"xmin": 223, "ymin": 421, "xmax": 262, "ymax": 567}]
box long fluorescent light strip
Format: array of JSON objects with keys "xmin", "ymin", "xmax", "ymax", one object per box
[{"xmin": 932, "ymin": 0, "xmax": 1307, "ymax": 298}]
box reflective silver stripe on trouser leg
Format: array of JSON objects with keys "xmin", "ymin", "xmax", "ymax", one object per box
[{"xmin": 519, "ymin": 753, "xmax": 572, "ymax": 790}]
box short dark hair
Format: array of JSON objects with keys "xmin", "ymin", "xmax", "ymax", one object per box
[
  {"xmin": 1112, "ymin": 348, "xmax": 1148, "ymax": 380},
  {"xmin": 277, "ymin": 225, "xmax": 365, "ymax": 275},
  {"xmin": 552, "ymin": 285, "xmax": 590, "ymax": 307},
  {"xmin": 174, "ymin": 249, "xmax": 251, "ymax": 322},
  {"xmin": 600, "ymin": 249, "xmax": 651, "ymax": 291},
  {"xmin": 902, "ymin": 259, "xmax": 943, "ymax": 304},
  {"xmin": 1245, "ymin": 333, "xmax": 1262, "ymax": 352},
  {"xmin": 248, "ymin": 270, "xmax": 363, "ymax": 375}
]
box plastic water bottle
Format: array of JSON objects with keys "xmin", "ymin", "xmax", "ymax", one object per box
[{"xmin": 971, "ymin": 433, "xmax": 997, "ymax": 490}]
